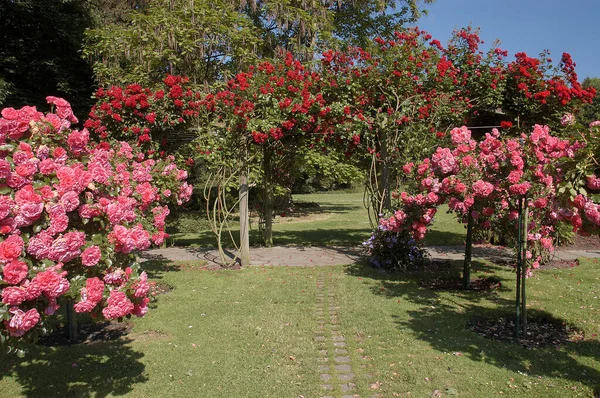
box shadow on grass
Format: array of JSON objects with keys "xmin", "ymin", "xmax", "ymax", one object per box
[
  {"xmin": 345, "ymin": 261, "xmax": 600, "ymax": 392},
  {"xmin": 170, "ymin": 228, "xmax": 371, "ymax": 248},
  {"xmin": 272, "ymin": 228, "xmax": 371, "ymax": 246},
  {"xmin": 423, "ymin": 229, "xmax": 466, "ymax": 246},
  {"xmin": 138, "ymin": 258, "xmax": 181, "ymax": 279},
  {"xmin": 0, "ymin": 338, "xmax": 146, "ymax": 398}
]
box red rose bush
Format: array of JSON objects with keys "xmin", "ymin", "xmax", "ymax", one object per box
[{"xmin": 0, "ymin": 97, "xmax": 191, "ymax": 342}]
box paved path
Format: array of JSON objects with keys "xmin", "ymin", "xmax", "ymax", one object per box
[{"xmin": 139, "ymin": 244, "xmax": 600, "ymax": 267}]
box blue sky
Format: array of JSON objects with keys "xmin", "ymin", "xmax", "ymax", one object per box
[{"xmin": 410, "ymin": 0, "xmax": 599, "ymax": 81}]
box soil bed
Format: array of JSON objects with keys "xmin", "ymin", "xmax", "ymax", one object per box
[
  {"xmin": 38, "ymin": 321, "xmax": 132, "ymax": 346},
  {"xmin": 468, "ymin": 316, "xmax": 585, "ymax": 348},
  {"xmin": 420, "ymin": 276, "xmax": 502, "ymax": 291}
]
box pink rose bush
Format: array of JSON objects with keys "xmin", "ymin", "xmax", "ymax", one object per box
[
  {"xmin": 0, "ymin": 98, "xmax": 191, "ymax": 342},
  {"xmin": 365, "ymin": 125, "xmax": 586, "ymax": 272}
]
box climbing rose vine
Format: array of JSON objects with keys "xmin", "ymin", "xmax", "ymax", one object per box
[{"xmin": 0, "ymin": 98, "xmax": 192, "ymax": 342}]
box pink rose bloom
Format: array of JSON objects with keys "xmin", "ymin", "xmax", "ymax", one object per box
[
  {"xmin": 15, "ymin": 202, "xmax": 44, "ymax": 227},
  {"xmin": 0, "ymin": 196, "xmax": 14, "ymax": 220},
  {"xmin": 67, "ymin": 129, "xmax": 89, "ymax": 154},
  {"xmin": 134, "ymin": 272, "xmax": 150, "ymax": 298},
  {"xmin": 509, "ymin": 182, "xmax": 531, "ymax": 196},
  {"xmin": 74, "ymin": 277, "xmax": 105, "ymax": 313},
  {"xmin": 5, "ymin": 307, "xmax": 40, "ymax": 337},
  {"xmin": 60, "ymin": 191, "xmax": 80, "ymax": 212},
  {"xmin": 130, "ymin": 224, "xmax": 150, "ymax": 250},
  {"xmin": 586, "ymin": 176, "xmax": 600, "ymax": 190},
  {"xmin": 81, "ymin": 245, "xmax": 101, "ymax": 266},
  {"xmin": 48, "ymin": 212, "xmax": 69, "ymax": 235},
  {"xmin": 0, "ymin": 234, "xmax": 24, "ymax": 263},
  {"xmin": 450, "ymin": 126, "xmax": 471, "ymax": 144},
  {"xmin": 402, "ymin": 162, "xmax": 414, "ymax": 174},
  {"xmin": 27, "ymin": 231, "xmax": 53, "ymax": 259},
  {"xmin": 39, "ymin": 158, "xmax": 57, "ymax": 175},
  {"xmin": 15, "ymin": 162, "xmax": 37, "ymax": 178},
  {"xmin": 32, "ymin": 265, "xmax": 70, "ymax": 298},
  {"xmin": 472, "ymin": 180, "xmax": 494, "ymax": 197},
  {"xmin": 110, "ymin": 225, "xmax": 136, "ymax": 254},
  {"xmin": 132, "ymin": 297, "xmax": 150, "ymax": 317},
  {"xmin": 14, "ymin": 185, "xmax": 42, "ymax": 205},
  {"xmin": 3, "ymin": 260, "xmax": 28, "ymax": 284},
  {"xmin": 431, "ymin": 147, "xmax": 456, "ymax": 174},
  {"xmin": 135, "ymin": 182, "xmax": 158, "ymax": 206},
  {"xmin": 540, "ymin": 237, "xmax": 553, "ymax": 250},
  {"xmin": 103, "ymin": 268, "xmax": 127, "ymax": 286},
  {"xmin": 102, "ymin": 290, "xmax": 134, "ymax": 320},
  {"xmin": 507, "ymin": 170, "xmax": 523, "ymax": 184},
  {"xmin": 2, "ymin": 286, "xmax": 28, "ymax": 305},
  {"xmin": 0, "ymin": 159, "xmax": 11, "ymax": 179}
]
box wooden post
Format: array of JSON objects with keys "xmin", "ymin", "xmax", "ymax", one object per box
[
  {"xmin": 239, "ymin": 146, "xmax": 250, "ymax": 267},
  {"xmin": 262, "ymin": 146, "xmax": 273, "ymax": 247},
  {"xmin": 463, "ymin": 214, "xmax": 473, "ymax": 290}
]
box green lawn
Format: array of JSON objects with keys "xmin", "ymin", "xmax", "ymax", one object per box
[
  {"xmin": 1, "ymin": 192, "xmax": 598, "ymax": 397},
  {"xmin": 168, "ymin": 191, "xmax": 466, "ymax": 248},
  {"xmin": 1, "ymin": 258, "xmax": 599, "ymax": 397}
]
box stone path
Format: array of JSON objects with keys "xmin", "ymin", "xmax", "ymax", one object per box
[
  {"xmin": 140, "ymin": 245, "xmax": 362, "ymax": 266},
  {"xmin": 140, "ymin": 243, "xmax": 600, "ymax": 267},
  {"xmin": 314, "ymin": 271, "xmax": 378, "ymax": 398}
]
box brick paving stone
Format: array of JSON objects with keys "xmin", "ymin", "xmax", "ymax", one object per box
[
  {"xmin": 340, "ymin": 383, "xmax": 356, "ymax": 392},
  {"xmin": 335, "ymin": 364, "xmax": 352, "ymax": 372},
  {"xmin": 321, "ymin": 384, "xmax": 333, "ymax": 391},
  {"xmin": 333, "ymin": 341, "xmax": 346, "ymax": 347},
  {"xmin": 334, "ymin": 348, "xmax": 348, "ymax": 354},
  {"xmin": 318, "ymin": 350, "xmax": 328, "ymax": 356},
  {"xmin": 317, "ymin": 357, "xmax": 329, "ymax": 363},
  {"xmin": 318, "ymin": 365, "xmax": 329, "ymax": 372},
  {"xmin": 333, "ymin": 335, "xmax": 345, "ymax": 341},
  {"xmin": 338, "ymin": 373, "xmax": 354, "ymax": 381},
  {"xmin": 335, "ymin": 356, "xmax": 351, "ymax": 363},
  {"xmin": 320, "ymin": 374, "xmax": 331, "ymax": 381}
]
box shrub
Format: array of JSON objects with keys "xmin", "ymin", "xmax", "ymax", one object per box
[{"xmin": 0, "ymin": 97, "xmax": 191, "ymax": 345}]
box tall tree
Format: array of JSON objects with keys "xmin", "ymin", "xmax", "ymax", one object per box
[
  {"xmin": 83, "ymin": 0, "xmax": 262, "ymax": 87},
  {"xmin": 0, "ymin": 0, "xmax": 96, "ymax": 116},
  {"xmin": 83, "ymin": 0, "xmax": 435, "ymax": 87}
]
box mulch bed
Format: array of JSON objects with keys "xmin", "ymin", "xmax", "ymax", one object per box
[
  {"xmin": 149, "ymin": 281, "xmax": 173, "ymax": 295},
  {"xmin": 38, "ymin": 321, "xmax": 132, "ymax": 346},
  {"xmin": 420, "ymin": 276, "xmax": 502, "ymax": 292},
  {"xmin": 468, "ymin": 316, "xmax": 585, "ymax": 348}
]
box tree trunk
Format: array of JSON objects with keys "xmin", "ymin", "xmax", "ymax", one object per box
[
  {"xmin": 262, "ymin": 146, "xmax": 274, "ymax": 247},
  {"xmin": 66, "ymin": 299, "xmax": 78, "ymax": 342}
]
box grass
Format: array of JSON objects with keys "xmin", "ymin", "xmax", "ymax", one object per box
[
  {"xmin": 2, "ymin": 192, "xmax": 597, "ymax": 397},
  {"xmin": 168, "ymin": 191, "xmax": 373, "ymax": 247},
  {"xmin": 1, "ymin": 259, "xmax": 599, "ymax": 397},
  {"xmin": 168, "ymin": 191, "xmax": 467, "ymax": 248}
]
